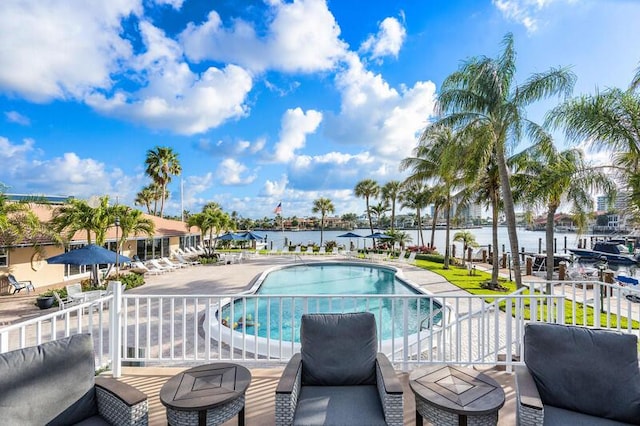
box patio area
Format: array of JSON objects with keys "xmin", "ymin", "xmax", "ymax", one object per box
[{"xmin": 116, "ymin": 364, "xmax": 516, "ymax": 425}]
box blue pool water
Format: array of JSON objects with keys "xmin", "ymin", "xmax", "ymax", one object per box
[{"xmin": 219, "ymin": 263, "xmax": 442, "ymax": 342}]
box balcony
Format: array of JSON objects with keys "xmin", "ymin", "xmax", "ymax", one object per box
[{"xmin": 1, "ymin": 255, "xmax": 639, "ymax": 425}]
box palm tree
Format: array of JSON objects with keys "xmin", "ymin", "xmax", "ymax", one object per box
[
  {"xmin": 50, "ymin": 198, "xmax": 100, "ymax": 244},
  {"xmin": 312, "ymin": 197, "xmax": 335, "ymax": 246},
  {"xmin": 0, "ymin": 190, "xmax": 51, "ymax": 250},
  {"xmin": 453, "ymin": 230, "xmax": 479, "ymax": 266},
  {"xmin": 401, "ymin": 124, "xmax": 467, "ymax": 269},
  {"xmin": 145, "ymin": 146, "xmax": 182, "ymax": 218},
  {"xmin": 399, "ymin": 182, "xmax": 429, "ymax": 247},
  {"xmin": 134, "ymin": 185, "xmax": 156, "ymax": 215},
  {"xmin": 368, "ymin": 201, "xmax": 389, "ymax": 229},
  {"xmin": 354, "ymin": 179, "xmax": 380, "ymax": 235},
  {"xmin": 112, "ymin": 205, "xmax": 155, "ymax": 254},
  {"xmin": 381, "ymin": 181, "xmax": 402, "ymax": 231},
  {"xmin": 547, "ymin": 67, "xmax": 640, "ymax": 213},
  {"xmin": 511, "ymin": 143, "xmax": 615, "ymax": 285},
  {"xmin": 437, "ymin": 32, "xmax": 575, "ymax": 287}
]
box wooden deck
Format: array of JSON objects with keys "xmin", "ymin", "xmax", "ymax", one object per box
[{"xmin": 115, "ymin": 364, "xmax": 516, "ymax": 426}]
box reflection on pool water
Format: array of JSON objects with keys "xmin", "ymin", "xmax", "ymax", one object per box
[{"xmin": 218, "ymin": 263, "xmax": 443, "ymax": 342}]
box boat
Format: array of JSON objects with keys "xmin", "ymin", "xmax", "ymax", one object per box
[{"xmin": 569, "ymin": 242, "xmax": 640, "ymax": 265}]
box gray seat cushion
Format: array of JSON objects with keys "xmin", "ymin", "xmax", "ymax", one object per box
[
  {"xmin": 0, "ymin": 334, "xmax": 98, "ymax": 425},
  {"xmin": 544, "ymin": 405, "xmax": 637, "ymax": 426},
  {"xmin": 293, "ymin": 385, "xmax": 386, "ymax": 426},
  {"xmin": 74, "ymin": 415, "xmax": 111, "ymax": 425},
  {"xmin": 301, "ymin": 313, "xmax": 377, "ymax": 386},
  {"xmin": 524, "ymin": 323, "xmax": 640, "ymax": 424}
]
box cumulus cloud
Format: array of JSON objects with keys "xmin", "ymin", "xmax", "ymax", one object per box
[
  {"xmin": 288, "ymin": 151, "xmax": 376, "ymax": 190},
  {"xmin": 5, "ymin": 111, "xmax": 31, "ymax": 126},
  {"xmin": 261, "ymin": 174, "xmax": 289, "ymax": 197},
  {"xmin": 180, "ymin": 0, "xmax": 347, "ymax": 73},
  {"xmin": 325, "ymin": 52, "xmax": 436, "ymax": 161},
  {"xmin": 360, "ymin": 17, "xmax": 406, "ymax": 60},
  {"xmin": 216, "ymin": 158, "xmax": 257, "ymax": 185},
  {"xmin": 86, "ymin": 21, "xmax": 253, "ymax": 135},
  {"xmin": 0, "ymin": 0, "xmax": 138, "ymax": 102},
  {"xmin": 272, "ymin": 108, "xmax": 323, "ymax": 163},
  {"xmin": 152, "ymin": 0, "xmax": 184, "ymax": 9},
  {"xmin": 492, "ymin": 0, "xmax": 576, "ymax": 32}
]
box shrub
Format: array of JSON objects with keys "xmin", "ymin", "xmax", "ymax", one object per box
[{"xmin": 114, "ymin": 272, "xmax": 145, "ymax": 290}]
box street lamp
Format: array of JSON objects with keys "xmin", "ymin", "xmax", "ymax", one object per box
[{"xmin": 115, "ymin": 217, "xmax": 120, "ymax": 277}]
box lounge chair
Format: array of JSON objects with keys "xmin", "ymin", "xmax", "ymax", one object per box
[
  {"xmin": 405, "ymin": 251, "xmax": 417, "ymax": 264},
  {"xmin": 0, "ymin": 334, "xmax": 148, "ymax": 425},
  {"xmin": 148, "ymin": 259, "xmax": 175, "ymax": 272},
  {"xmin": 161, "ymin": 257, "xmax": 187, "ymax": 269},
  {"xmin": 6, "ymin": 274, "xmax": 35, "ymax": 294},
  {"xmin": 131, "ymin": 261, "xmax": 165, "ymax": 275},
  {"xmin": 275, "ymin": 312, "xmax": 403, "ymax": 426},
  {"xmin": 174, "ymin": 252, "xmax": 200, "ymax": 266},
  {"xmin": 66, "ymin": 283, "xmax": 105, "ymax": 303},
  {"xmin": 515, "ymin": 323, "xmax": 640, "ymax": 425}
]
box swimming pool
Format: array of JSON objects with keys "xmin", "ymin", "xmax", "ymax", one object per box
[{"xmin": 216, "ymin": 262, "xmax": 443, "ymax": 343}]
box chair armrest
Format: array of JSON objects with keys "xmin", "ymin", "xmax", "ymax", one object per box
[
  {"xmin": 515, "ymin": 365, "xmax": 544, "ymax": 426},
  {"xmin": 275, "ymin": 353, "xmax": 302, "ymax": 426},
  {"xmin": 376, "ymin": 353, "xmax": 404, "ymax": 426},
  {"xmin": 95, "ymin": 377, "xmax": 148, "ymax": 426}
]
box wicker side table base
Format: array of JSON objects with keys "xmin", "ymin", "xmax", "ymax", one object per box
[
  {"xmin": 416, "ymin": 398, "xmax": 498, "ymax": 426},
  {"xmin": 166, "ymin": 395, "xmax": 245, "ymax": 426}
]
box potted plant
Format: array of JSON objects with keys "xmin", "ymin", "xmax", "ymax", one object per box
[{"xmin": 35, "ymin": 290, "xmax": 55, "ymax": 310}]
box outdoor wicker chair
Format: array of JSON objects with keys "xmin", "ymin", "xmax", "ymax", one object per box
[
  {"xmin": 0, "ymin": 333, "xmax": 148, "ymax": 425},
  {"xmin": 275, "ymin": 312, "xmax": 403, "ymax": 426},
  {"xmin": 516, "ymin": 323, "xmax": 640, "ymax": 425}
]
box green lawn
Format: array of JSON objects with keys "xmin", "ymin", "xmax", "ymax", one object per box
[{"xmin": 414, "ymin": 259, "xmax": 639, "ymax": 329}]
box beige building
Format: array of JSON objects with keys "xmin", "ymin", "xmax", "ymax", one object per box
[{"xmin": 0, "ymin": 204, "xmax": 200, "ymax": 294}]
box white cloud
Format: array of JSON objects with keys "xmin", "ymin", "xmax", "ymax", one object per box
[
  {"xmin": 197, "ymin": 137, "xmax": 265, "ymax": 157},
  {"xmin": 216, "ymin": 158, "xmax": 257, "ymax": 185},
  {"xmin": 0, "ymin": 0, "xmax": 139, "ymax": 102},
  {"xmin": 492, "ymin": 0, "xmax": 576, "ymax": 32},
  {"xmin": 85, "ymin": 21, "xmax": 253, "ymax": 135},
  {"xmin": 360, "ymin": 17, "xmax": 406, "ymax": 60},
  {"xmin": 326, "ymin": 52, "xmax": 436, "ymax": 160},
  {"xmin": 5, "ymin": 111, "xmax": 31, "ymax": 126},
  {"xmin": 180, "ymin": 0, "xmax": 347, "ymax": 73},
  {"xmin": 272, "ymin": 108, "xmax": 323, "ymax": 163},
  {"xmin": 262, "ymin": 174, "xmax": 289, "ymax": 197},
  {"xmin": 152, "ymin": 0, "xmax": 184, "ymax": 9}
]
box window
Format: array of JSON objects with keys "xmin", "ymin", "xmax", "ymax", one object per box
[{"xmin": 0, "ymin": 248, "xmax": 8, "ymax": 267}]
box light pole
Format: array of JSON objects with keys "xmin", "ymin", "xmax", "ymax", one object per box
[{"xmin": 115, "ymin": 217, "xmax": 120, "ymax": 277}]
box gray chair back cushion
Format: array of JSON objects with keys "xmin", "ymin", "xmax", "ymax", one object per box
[
  {"xmin": 301, "ymin": 312, "xmax": 377, "ymax": 386},
  {"xmin": 0, "ymin": 334, "xmax": 98, "ymax": 425},
  {"xmin": 524, "ymin": 323, "xmax": 640, "ymax": 423}
]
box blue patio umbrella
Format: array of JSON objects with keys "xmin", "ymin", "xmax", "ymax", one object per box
[
  {"xmin": 217, "ymin": 232, "xmax": 244, "ymax": 241},
  {"xmin": 338, "ymin": 232, "xmax": 363, "ymax": 250},
  {"xmin": 337, "ymin": 232, "xmax": 363, "ymax": 238},
  {"xmin": 46, "ymin": 244, "xmax": 130, "ymax": 265},
  {"xmin": 46, "ymin": 244, "xmax": 130, "ymax": 286},
  {"xmin": 238, "ymin": 231, "xmax": 265, "ymax": 240}
]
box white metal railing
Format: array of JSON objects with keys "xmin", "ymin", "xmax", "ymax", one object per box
[
  {"xmin": 0, "ymin": 295, "xmax": 114, "ymax": 369},
  {"xmin": 1, "ymin": 279, "xmax": 639, "ymax": 377}
]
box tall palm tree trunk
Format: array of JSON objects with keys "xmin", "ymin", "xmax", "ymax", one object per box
[
  {"xmin": 491, "ymin": 192, "xmax": 500, "ymax": 286},
  {"xmin": 430, "ymin": 206, "xmax": 439, "ymax": 249},
  {"xmin": 545, "ymin": 207, "xmax": 557, "ymax": 289},
  {"xmin": 496, "ymin": 148, "xmax": 523, "ymax": 288},
  {"xmin": 366, "ymin": 198, "xmax": 374, "ymax": 234},
  {"xmin": 320, "ymin": 215, "xmax": 325, "ymax": 246},
  {"xmin": 444, "ymin": 202, "xmax": 451, "ymax": 269},
  {"xmin": 160, "ymin": 184, "xmax": 167, "ymax": 218},
  {"xmin": 416, "ymin": 209, "xmax": 424, "ymax": 247}
]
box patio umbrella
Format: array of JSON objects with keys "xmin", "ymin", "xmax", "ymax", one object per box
[
  {"xmin": 46, "ymin": 244, "xmax": 130, "ymax": 286},
  {"xmin": 363, "ymin": 232, "xmax": 392, "ymax": 239},
  {"xmin": 338, "ymin": 232, "xmax": 363, "ymax": 251},
  {"xmin": 217, "ymin": 232, "xmax": 244, "ymax": 241},
  {"xmin": 238, "ymin": 231, "xmax": 265, "ymax": 240}
]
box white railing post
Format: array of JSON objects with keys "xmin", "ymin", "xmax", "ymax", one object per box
[
  {"xmin": 594, "ymin": 282, "xmax": 602, "ymax": 328},
  {"xmin": 402, "ymin": 298, "xmax": 409, "ymax": 369},
  {"xmin": 109, "ymin": 281, "xmax": 123, "ymax": 378}
]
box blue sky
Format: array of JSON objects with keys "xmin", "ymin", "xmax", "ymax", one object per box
[{"xmin": 1, "ymin": 0, "xmax": 639, "ymax": 219}]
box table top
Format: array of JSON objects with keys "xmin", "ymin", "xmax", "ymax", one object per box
[
  {"xmin": 160, "ymin": 363, "xmax": 251, "ymax": 411},
  {"xmin": 409, "ymin": 365, "xmax": 505, "ymax": 416}
]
